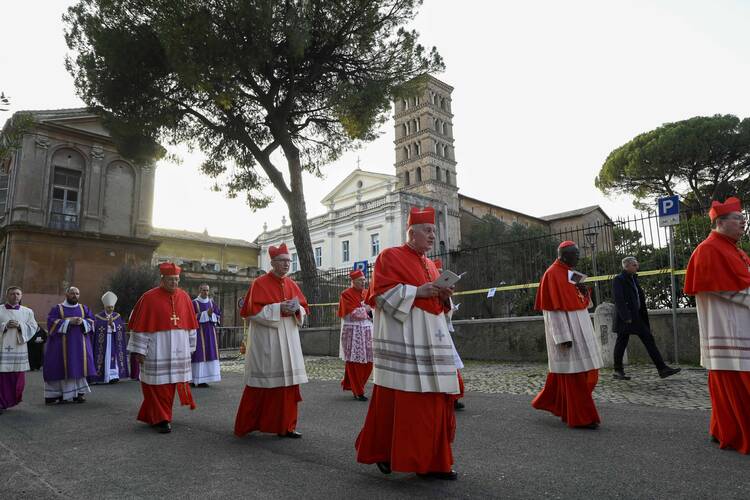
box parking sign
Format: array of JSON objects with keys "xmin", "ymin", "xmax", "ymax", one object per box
[
  {"xmin": 353, "ymin": 260, "xmax": 369, "ymax": 277},
  {"xmin": 657, "ymin": 195, "xmax": 680, "ymax": 227}
]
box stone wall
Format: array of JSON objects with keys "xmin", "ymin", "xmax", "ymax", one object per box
[{"xmin": 300, "ymin": 306, "xmax": 702, "ymax": 366}]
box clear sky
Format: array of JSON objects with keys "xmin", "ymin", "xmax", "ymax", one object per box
[{"xmin": 2, "ymin": 0, "xmax": 750, "ymax": 242}]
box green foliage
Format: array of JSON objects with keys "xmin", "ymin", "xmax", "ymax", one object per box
[
  {"xmin": 596, "ymin": 114, "xmax": 750, "ymax": 211},
  {"xmin": 0, "ymin": 112, "xmax": 34, "ymax": 165},
  {"xmin": 103, "ymin": 264, "xmax": 160, "ymax": 321}
]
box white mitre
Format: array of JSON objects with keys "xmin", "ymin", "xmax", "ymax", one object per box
[{"xmin": 101, "ymin": 291, "xmax": 118, "ymax": 308}]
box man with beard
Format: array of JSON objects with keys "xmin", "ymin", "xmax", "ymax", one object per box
[{"xmin": 44, "ymin": 286, "xmax": 96, "ymax": 404}]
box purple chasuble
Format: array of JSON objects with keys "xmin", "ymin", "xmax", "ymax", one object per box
[
  {"xmin": 192, "ymin": 299, "xmax": 221, "ymax": 363},
  {"xmin": 44, "ymin": 303, "xmax": 96, "ymax": 382},
  {"xmin": 89, "ymin": 312, "xmax": 131, "ymax": 383}
]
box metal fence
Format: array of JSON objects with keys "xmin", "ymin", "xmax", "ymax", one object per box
[{"xmin": 297, "ymin": 200, "xmax": 748, "ymax": 327}]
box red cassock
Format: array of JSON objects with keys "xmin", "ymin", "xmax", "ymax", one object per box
[
  {"xmin": 355, "ymin": 244, "xmax": 456, "ymax": 473},
  {"xmin": 128, "ymin": 287, "xmax": 199, "ymax": 425},
  {"xmin": 685, "ymin": 231, "xmax": 750, "ymax": 453},
  {"xmin": 234, "ymin": 273, "xmax": 309, "ymax": 436},
  {"xmin": 531, "ymin": 260, "xmax": 600, "ymax": 428}
]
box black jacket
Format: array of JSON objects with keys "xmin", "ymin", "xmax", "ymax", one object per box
[{"xmin": 612, "ymin": 271, "xmax": 650, "ymax": 335}]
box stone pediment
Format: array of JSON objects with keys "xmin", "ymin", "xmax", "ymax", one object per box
[
  {"xmin": 321, "ymin": 169, "xmax": 397, "ymax": 210},
  {"xmin": 26, "ymin": 108, "xmax": 111, "ymax": 139}
]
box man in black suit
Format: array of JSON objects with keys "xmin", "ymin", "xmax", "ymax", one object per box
[{"xmin": 612, "ymin": 257, "xmax": 681, "ymax": 380}]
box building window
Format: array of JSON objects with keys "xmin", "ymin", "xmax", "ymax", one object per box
[
  {"xmin": 291, "ymin": 252, "xmax": 298, "ymax": 272},
  {"xmin": 370, "ymin": 233, "xmax": 380, "ymax": 257},
  {"xmin": 445, "ymin": 170, "xmax": 451, "ymax": 185},
  {"xmin": 50, "ymin": 168, "xmax": 81, "ymax": 230},
  {"xmin": 0, "ymin": 170, "xmax": 8, "ymax": 216},
  {"xmin": 342, "ymin": 240, "xmax": 350, "ymax": 262},
  {"xmin": 227, "ymin": 264, "xmax": 239, "ymax": 273},
  {"xmin": 416, "ymin": 167, "xmax": 422, "ymax": 182},
  {"xmin": 314, "ymin": 246, "xmax": 322, "ymax": 267},
  {"xmin": 436, "ymin": 167, "xmax": 441, "ymax": 182},
  {"xmin": 404, "ymin": 171, "xmax": 410, "ymax": 186}
]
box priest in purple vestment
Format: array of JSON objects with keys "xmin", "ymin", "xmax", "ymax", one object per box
[
  {"xmin": 89, "ymin": 291, "xmax": 131, "ymax": 384},
  {"xmin": 191, "ymin": 283, "xmax": 221, "ymax": 387},
  {"xmin": 44, "ymin": 287, "xmax": 96, "ymax": 404}
]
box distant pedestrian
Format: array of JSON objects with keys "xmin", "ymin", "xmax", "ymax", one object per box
[
  {"xmin": 611, "ymin": 257, "xmax": 680, "ymax": 380},
  {"xmin": 684, "ymin": 196, "xmax": 750, "ymax": 454},
  {"xmin": 27, "ymin": 326, "xmax": 46, "ymax": 371}
]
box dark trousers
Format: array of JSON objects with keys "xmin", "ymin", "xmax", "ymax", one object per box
[{"xmin": 613, "ymin": 327, "xmax": 667, "ymax": 371}]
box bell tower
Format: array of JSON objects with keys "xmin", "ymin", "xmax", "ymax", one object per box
[{"xmin": 393, "ymin": 75, "xmax": 460, "ymax": 251}]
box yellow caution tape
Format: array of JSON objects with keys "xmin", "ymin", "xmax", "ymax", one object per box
[{"xmin": 308, "ymin": 268, "xmax": 687, "ymax": 306}]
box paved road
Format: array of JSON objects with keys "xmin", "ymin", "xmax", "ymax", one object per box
[{"xmin": 1, "ymin": 363, "xmax": 748, "ymax": 499}]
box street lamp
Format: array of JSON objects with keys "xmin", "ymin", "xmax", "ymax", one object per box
[{"xmin": 583, "ymin": 227, "xmax": 601, "ymax": 305}]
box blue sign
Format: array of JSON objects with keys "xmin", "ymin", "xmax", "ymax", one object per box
[
  {"xmin": 657, "ymin": 195, "xmax": 680, "ymax": 227},
  {"xmin": 353, "ymin": 260, "xmax": 369, "ymax": 277}
]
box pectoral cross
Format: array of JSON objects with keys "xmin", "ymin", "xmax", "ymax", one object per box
[
  {"xmin": 435, "ymin": 330, "xmax": 445, "ymax": 341},
  {"xmin": 170, "ymin": 313, "xmax": 180, "ymax": 326}
]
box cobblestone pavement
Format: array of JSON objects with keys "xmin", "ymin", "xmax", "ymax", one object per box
[{"xmin": 221, "ymin": 354, "xmax": 711, "ymax": 410}]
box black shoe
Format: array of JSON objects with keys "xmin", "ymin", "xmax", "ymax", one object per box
[
  {"xmin": 278, "ymin": 431, "xmax": 302, "ymax": 439},
  {"xmin": 376, "ymin": 462, "xmax": 392, "ymax": 475},
  {"xmin": 73, "ymin": 394, "xmax": 86, "ymax": 403},
  {"xmin": 454, "ymin": 400, "xmax": 465, "ymax": 410},
  {"xmin": 710, "ymin": 435, "xmax": 720, "ymax": 443},
  {"xmin": 613, "ymin": 369, "xmax": 631, "ymax": 381},
  {"xmin": 108, "ymin": 379, "xmax": 119, "ymax": 384},
  {"xmin": 418, "ymin": 470, "xmax": 458, "ymax": 480},
  {"xmin": 154, "ymin": 421, "xmax": 172, "ymax": 434},
  {"xmin": 189, "ymin": 382, "xmax": 196, "ymax": 387},
  {"xmin": 45, "ymin": 397, "xmax": 59, "ymax": 405},
  {"xmin": 658, "ymin": 366, "xmax": 681, "ymax": 379},
  {"xmin": 198, "ymin": 383, "xmax": 209, "ymax": 388},
  {"xmin": 355, "ymin": 394, "xmax": 368, "ymax": 401}
]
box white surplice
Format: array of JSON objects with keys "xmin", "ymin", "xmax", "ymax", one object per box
[
  {"xmin": 0, "ymin": 306, "xmax": 38, "ymax": 372},
  {"xmin": 372, "ymin": 284, "xmax": 459, "ymax": 394},
  {"xmin": 696, "ymin": 290, "xmax": 750, "ymax": 371},
  {"xmin": 542, "ymin": 309, "xmax": 603, "ymax": 374},
  {"xmin": 127, "ymin": 329, "xmax": 197, "ymax": 385},
  {"xmin": 244, "ymin": 303, "xmax": 308, "ymax": 388}
]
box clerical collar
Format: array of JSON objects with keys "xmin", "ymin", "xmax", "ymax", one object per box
[
  {"xmin": 195, "ymin": 296, "xmax": 211, "ymax": 303},
  {"xmin": 63, "ymin": 300, "xmax": 79, "ymax": 307},
  {"xmin": 4, "ymin": 303, "xmax": 20, "ymax": 310}
]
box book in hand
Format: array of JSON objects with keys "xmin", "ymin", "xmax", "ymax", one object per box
[
  {"xmin": 568, "ymin": 270, "xmax": 587, "ymax": 285},
  {"xmin": 433, "ymin": 270, "xmax": 465, "ymax": 289}
]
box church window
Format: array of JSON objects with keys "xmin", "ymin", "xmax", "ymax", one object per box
[
  {"xmin": 402, "ymin": 123, "xmax": 408, "ymax": 137},
  {"xmin": 403, "ymin": 99, "xmax": 408, "ymax": 110},
  {"xmin": 442, "ymin": 122, "xmax": 448, "ymax": 135},
  {"xmin": 436, "ymin": 167, "xmax": 441, "ymax": 182},
  {"xmin": 416, "ymin": 167, "xmax": 422, "ymax": 182},
  {"xmin": 370, "ymin": 233, "xmax": 380, "ymax": 257},
  {"xmin": 415, "ymin": 141, "xmax": 421, "ymax": 156},
  {"xmin": 342, "ymin": 240, "xmax": 350, "ymax": 262},
  {"xmin": 50, "ymin": 167, "xmax": 81, "ymax": 230},
  {"xmin": 314, "ymin": 246, "xmax": 322, "ymax": 267},
  {"xmin": 414, "ymin": 119, "xmax": 420, "ymax": 132},
  {"xmin": 445, "ymin": 170, "xmax": 451, "ymax": 185},
  {"xmin": 403, "ymin": 146, "xmax": 409, "ymax": 160},
  {"xmin": 404, "ymin": 171, "xmax": 410, "ymax": 186},
  {"xmin": 291, "ymin": 252, "xmax": 298, "ymax": 272},
  {"xmin": 0, "ymin": 170, "xmax": 8, "ymax": 216}
]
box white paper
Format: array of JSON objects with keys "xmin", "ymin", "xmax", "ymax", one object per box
[
  {"xmin": 568, "ymin": 270, "xmax": 587, "ymax": 284},
  {"xmin": 487, "ymin": 288, "xmax": 497, "ymax": 298}
]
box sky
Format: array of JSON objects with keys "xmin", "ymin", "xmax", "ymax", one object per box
[{"xmin": 2, "ymin": 0, "xmax": 750, "ymax": 242}]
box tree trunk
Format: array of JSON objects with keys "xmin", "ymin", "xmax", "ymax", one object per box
[{"xmin": 284, "ymin": 155, "xmax": 320, "ymax": 307}]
